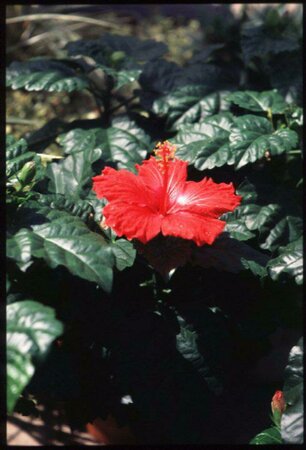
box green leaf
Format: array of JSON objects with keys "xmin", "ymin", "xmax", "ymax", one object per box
[
  {"xmin": 250, "ymin": 426, "xmax": 282, "ymax": 444},
  {"xmin": 174, "ymin": 113, "xmax": 298, "ymax": 171},
  {"xmin": 153, "ymin": 85, "xmax": 221, "ymax": 131},
  {"xmin": 139, "ymin": 59, "xmax": 236, "ymax": 112},
  {"xmin": 7, "ymin": 349, "xmax": 34, "ymax": 415},
  {"xmin": 224, "ymin": 220, "xmax": 256, "ymax": 242},
  {"xmin": 6, "ymin": 59, "xmax": 89, "ymax": 92},
  {"xmin": 6, "ymin": 228, "xmax": 35, "ymax": 271},
  {"xmin": 268, "ymin": 237, "xmax": 303, "ymax": 285},
  {"xmin": 95, "ymin": 64, "xmax": 142, "ymax": 90},
  {"xmin": 176, "ymin": 303, "xmax": 231, "ymax": 394},
  {"xmin": 138, "ymin": 60, "xmax": 183, "ymax": 109},
  {"xmin": 227, "ymin": 90, "xmax": 287, "ymax": 114},
  {"xmin": 57, "ymin": 118, "xmax": 152, "ymax": 173},
  {"xmin": 240, "ymin": 258, "xmax": 267, "ymax": 278},
  {"xmin": 93, "ymin": 118, "xmax": 152, "ymax": 171},
  {"xmin": 173, "ymin": 112, "xmax": 234, "ymax": 170},
  {"xmin": 229, "ymin": 115, "xmax": 298, "ymax": 169},
  {"xmin": 6, "ymin": 135, "xmax": 28, "ymax": 159},
  {"xmin": 182, "ymin": 62, "xmax": 239, "ymax": 90},
  {"xmin": 31, "ymin": 194, "xmax": 94, "ymax": 223},
  {"xmin": 267, "ymin": 50, "xmax": 302, "ymax": 104},
  {"xmin": 223, "ymin": 201, "xmax": 302, "ymax": 252},
  {"xmin": 7, "ymin": 212, "xmax": 136, "ymax": 292},
  {"xmin": 111, "ymin": 239, "xmax": 137, "ymax": 271},
  {"xmin": 7, "ymin": 300, "xmax": 63, "ymax": 356},
  {"xmin": 189, "ymin": 44, "xmax": 225, "ymax": 64},
  {"xmin": 285, "ymin": 105, "xmax": 303, "ymax": 128},
  {"xmin": 57, "ymin": 128, "xmax": 100, "ymax": 155},
  {"xmin": 223, "ymin": 203, "xmax": 282, "ymax": 239},
  {"xmin": 46, "ymin": 145, "xmax": 102, "ymax": 198},
  {"xmin": 7, "ymin": 300, "xmax": 63, "ymax": 413},
  {"xmin": 261, "ymin": 216, "xmax": 302, "ymax": 252},
  {"xmin": 241, "ymin": 22, "xmax": 300, "ymax": 64},
  {"xmin": 86, "ymin": 191, "xmax": 106, "ymax": 223},
  {"xmin": 236, "ymin": 179, "xmax": 258, "ymax": 204},
  {"xmin": 281, "ymin": 338, "xmax": 303, "ymax": 444},
  {"xmin": 6, "ymin": 135, "xmax": 36, "ymax": 178}
]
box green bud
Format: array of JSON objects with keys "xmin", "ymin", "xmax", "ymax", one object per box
[
  {"xmin": 110, "ymin": 51, "xmax": 126, "ymax": 68},
  {"xmin": 17, "ymin": 161, "xmax": 36, "ymax": 186}
]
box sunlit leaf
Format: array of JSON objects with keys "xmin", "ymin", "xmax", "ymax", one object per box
[
  {"xmin": 281, "ymin": 338, "xmax": 303, "ymax": 444},
  {"xmin": 227, "ymin": 90, "xmax": 287, "ymax": 114},
  {"xmin": 7, "ymin": 212, "xmax": 136, "ymax": 292},
  {"xmin": 6, "ymin": 59, "xmax": 89, "ymax": 92},
  {"xmin": 7, "ymin": 300, "xmax": 63, "ymax": 413},
  {"xmin": 268, "ymin": 237, "xmax": 303, "ymax": 285},
  {"xmin": 229, "ymin": 115, "xmax": 298, "ymax": 169}
]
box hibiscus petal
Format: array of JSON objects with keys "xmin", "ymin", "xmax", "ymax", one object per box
[
  {"xmin": 136, "ymin": 157, "xmax": 188, "ymax": 209},
  {"xmin": 170, "ymin": 177, "xmax": 241, "ymax": 217},
  {"xmin": 161, "ymin": 211, "xmax": 226, "ymax": 246},
  {"xmin": 136, "ymin": 157, "xmax": 163, "ymax": 192},
  {"xmin": 166, "ymin": 159, "xmax": 189, "ymax": 206},
  {"xmin": 92, "ymin": 166, "xmax": 156, "ymax": 210},
  {"xmin": 103, "ymin": 202, "xmax": 162, "ymax": 243}
]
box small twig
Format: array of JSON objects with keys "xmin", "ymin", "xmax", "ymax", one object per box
[
  {"xmin": 37, "ymin": 153, "xmax": 63, "ymax": 160},
  {"xmin": 109, "ymin": 94, "xmax": 138, "ymax": 114},
  {"xmin": 288, "ymin": 149, "xmax": 302, "ymax": 154},
  {"xmin": 6, "ymin": 117, "xmax": 44, "ymax": 126},
  {"xmin": 7, "ymin": 24, "xmax": 85, "ymax": 53},
  {"xmin": 6, "ymin": 13, "xmax": 122, "ymax": 30}
]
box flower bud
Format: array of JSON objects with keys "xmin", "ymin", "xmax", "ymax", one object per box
[
  {"xmin": 110, "ymin": 51, "xmax": 126, "ymax": 68},
  {"xmin": 271, "ymin": 390, "xmax": 286, "ymax": 415},
  {"xmin": 18, "ymin": 161, "xmax": 36, "ymax": 186}
]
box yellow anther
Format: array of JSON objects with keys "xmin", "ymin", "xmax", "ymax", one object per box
[{"xmin": 153, "ymin": 141, "xmax": 177, "ymax": 162}]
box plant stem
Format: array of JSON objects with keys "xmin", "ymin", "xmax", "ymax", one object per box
[
  {"xmin": 288, "ymin": 149, "xmax": 302, "ymax": 154},
  {"xmin": 37, "ymin": 153, "xmax": 63, "ymax": 160},
  {"xmin": 267, "ymin": 108, "xmax": 274, "ymax": 128},
  {"xmin": 6, "ymin": 117, "xmax": 44, "ymax": 126},
  {"xmin": 109, "ymin": 94, "xmax": 138, "ymax": 115}
]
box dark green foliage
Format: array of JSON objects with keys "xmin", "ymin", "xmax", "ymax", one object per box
[
  {"xmin": 250, "ymin": 426, "xmax": 282, "ymax": 445},
  {"xmin": 249, "ymin": 337, "xmax": 303, "ymax": 444},
  {"xmin": 7, "ymin": 211, "xmax": 136, "ymax": 292},
  {"xmin": 6, "ymin": 59, "xmax": 89, "ymax": 92},
  {"xmin": 153, "ymin": 86, "xmax": 221, "ymax": 131},
  {"xmin": 268, "ymin": 238, "xmax": 303, "ymax": 285},
  {"xmin": 6, "ymin": 6, "xmax": 302, "ymax": 444},
  {"xmin": 281, "ymin": 338, "xmax": 303, "ymax": 444},
  {"xmin": 66, "ymin": 33, "xmax": 167, "ymax": 65},
  {"xmin": 7, "ymin": 300, "xmax": 63, "ymax": 413},
  {"xmin": 226, "ymin": 90, "xmax": 287, "ymax": 114},
  {"xmin": 57, "ymin": 118, "xmax": 152, "ymax": 172}
]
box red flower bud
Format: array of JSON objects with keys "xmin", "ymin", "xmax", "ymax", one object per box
[{"xmin": 271, "ymin": 390, "xmax": 286, "ymax": 415}]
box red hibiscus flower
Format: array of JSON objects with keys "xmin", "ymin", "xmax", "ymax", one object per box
[{"xmin": 92, "ymin": 141, "xmax": 241, "ymax": 246}]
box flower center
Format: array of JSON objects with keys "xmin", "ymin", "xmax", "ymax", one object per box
[
  {"xmin": 154, "ymin": 140, "xmax": 177, "ymax": 172},
  {"xmin": 153, "ymin": 141, "xmax": 177, "ymax": 215}
]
